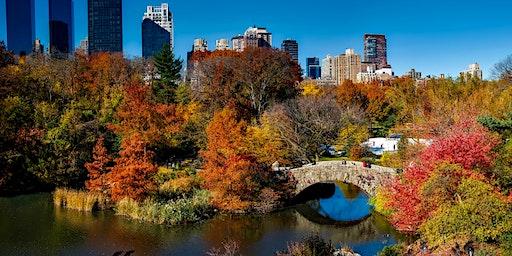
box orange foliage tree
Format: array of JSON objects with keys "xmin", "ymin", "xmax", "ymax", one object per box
[
  {"xmin": 85, "ymin": 136, "xmax": 111, "ymax": 193},
  {"xmin": 110, "ymin": 83, "xmax": 187, "ymax": 145},
  {"xmin": 200, "ymin": 107, "xmax": 259, "ymax": 211},
  {"xmin": 109, "ymin": 133, "xmax": 158, "ymax": 202}
]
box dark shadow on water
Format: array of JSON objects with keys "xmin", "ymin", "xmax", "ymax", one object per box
[{"xmin": 290, "ymin": 183, "xmax": 336, "ymax": 205}]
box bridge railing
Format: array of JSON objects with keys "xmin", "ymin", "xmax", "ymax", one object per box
[{"xmin": 290, "ymin": 160, "xmax": 398, "ymax": 175}]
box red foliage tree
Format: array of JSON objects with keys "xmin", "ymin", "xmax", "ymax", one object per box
[
  {"xmin": 85, "ymin": 136, "xmax": 111, "ymax": 193},
  {"xmin": 108, "ymin": 133, "xmax": 158, "ymax": 202},
  {"xmin": 200, "ymin": 107, "xmax": 259, "ymax": 211},
  {"xmin": 387, "ymin": 119, "xmax": 500, "ymax": 232}
]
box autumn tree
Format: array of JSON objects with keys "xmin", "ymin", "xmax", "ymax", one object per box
[
  {"xmin": 385, "ymin": 120, "xmax": 500, "ymax": 232},
  {"xmin": 85, "ymin": 136, "xmax": 111, "ymax": 194},
  {"xmin": 200, "ymin": 107, "xmax": 259, "ymax": 211},
  {"xmin": 109, "ymin": 133, "xmax": 158, "ymax": 202},
  {"xmin": 268, "ymin": 93, "xmax": 360, "ymax": 163},
  {"xmin": 110, "ymin": 83, "xmax": 188, "ymax": 152},
  {"xmin": 194, "ymin": 48, "xmax": 301, "ymax": 119},
  {"xmin": 493, "ymin": 54, "xmax": 512, "ymax": 83}
]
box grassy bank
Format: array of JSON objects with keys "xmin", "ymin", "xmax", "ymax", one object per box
[
  {"xmin": 115, "ymin": 189, "xmax": 213, "ymax": 225},
  {"xmin": 53, "ymin": 188, "xmax": 110, "ymax": 212}
]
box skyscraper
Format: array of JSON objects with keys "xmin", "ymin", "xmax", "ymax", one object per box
[
  {"xmin": 231, "ymin": 26, "xmax": 272, "ymax": 52},
  {"xmin": 306, "ymin": 57, "xmax": 321, "ymax": 79},
  {"xmin": 321, "ymin": 55, "xmax": 337, "ymax": 81},
  {"xmin": 363, "ymin": 34, "xmax": 388, "ymax": 69},
  {"xmin": 336, "ymin": 49, "xmax": 361, "ymax": 84},
  {"xmin": 6, "ymin": 0, "xmax": 35, "ymax": 55},
  {"xmin": 88, "ymin": 0, "xmax": 123, "ymax": 54},
  {"xmin": 49, "ymin": 0, "xmax": 74, "ymax": 58},
  {"xmin": 142, "ymin": 3, "xmax": 173, "ymax": 58},
  {"xmin": 281, "ymin": 39, "xmax": 299, "ymax": 63}
]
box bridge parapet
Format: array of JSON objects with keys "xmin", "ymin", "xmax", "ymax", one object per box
[{"xmin": 289, "ymin": 161, "xmax": 397, "ymax": 196}]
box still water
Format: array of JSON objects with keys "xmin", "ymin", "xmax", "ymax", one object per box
[{"xmin": 0, "ymin": 183, "xmax": 403, "ymax": 256}]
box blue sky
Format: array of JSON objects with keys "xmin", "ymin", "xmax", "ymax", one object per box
[{"xmin": 0, "ymin": 0, "xmax": 511, "ymax": 78}]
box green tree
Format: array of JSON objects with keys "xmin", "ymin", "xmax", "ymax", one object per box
[
  {"xmin": 153, "ymin": 44, "xmax": 183, "ymax": 103},
  {"xmin": 420, "ymin": 178, "xmax": 512, "ymax": 247}
]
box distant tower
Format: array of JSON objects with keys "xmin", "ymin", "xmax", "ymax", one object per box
[
  {"xmin": 460, "ymin": 63, "xmax": 483, "ymax": 80},
  {"xmin": 77, "ymin": 37, "xmax": 89, "ymax": 54},
  {"xmin": 88, "ymin": 0, "xmax": 123, "ymax": 54},
  {"xmin": 321, "ymin": 55, "xmax": 337, "ymax": 81},
  {"xmin": 142, "ymin": 3, "xmax": 173, "ymax": 57},
  {"xmin": 215, "ymin": 39, "xmax": 230, "ymax": 51},
  {"xmin": 336, "ymin": 49, "xmax": 362, "ymax": 83},
  {"xmin": 306, "ymin": 57, "xmax": 321, "ymax": 79},
  {"xmin": 231, "ymin": 35, "xmax": 245, "ymax": 52},
  {"xmin": 363, "ymin": 34, "xmax": 388, "ymax": 69},
  {"xmin": 281, "ymin": 39, "xmax": 299, "ymax": 63},
  {"xmin": 244, "ymin": 26, "xmax": 272, "ymax": 48},
  {"xmin": 6, "ymin": 0, "xmax": 35, "ymax": 55},
  {"xmin": 193, "ymin": 38, "xmax": 208, "ymax": 52},
  {"xmin": 49, "ymin": 0, "xmax": 74, "ymax": 58}
]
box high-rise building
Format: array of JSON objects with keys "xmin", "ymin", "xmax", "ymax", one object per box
[
  {"xmin": 142, "ymin": 3, "xmax": 173, "ymax": 58},
  {"xmin": 32, "ymin": 39, "xmax": 44, "ymax": 55},
  {"xmin": 306, "ymin": 57, "xmax": 321, "ymax": 79},
  {"xmin": 281, "ymin": 39, "xmax": 299, "ymax": 63},
  {"xmin": 321, "ymin": 55, "xmax": 337, "ymax": 81},
  {"xmin": 336, "ymin": 49, "xmax": 361, "ymax": 84},
  {"xmin": 363, "ymin": 34, "xmax": 388, "ymax": 69},
  {"xmin": 215, "ymin": 39, "xmax": 230, "ymax": 51},
  {"xmin": 231, "ymin": 26, "xmax": 272, "ymax": 52},
  {"xmin": 49, "ymin": 0, "xmax": 74, "ymax": 58},
  {"xmin": 88, "ymin": 0, "xmax": 123, "ymax": 54},
  {"xmin": 77, "ymin": 37, "xmax": 89, "ymax": 54},
  {"xmin": 245, "ymin": 26, "xmax": 272, "ymax": 48},
  {"xmin": 231, "ymin": 35, "xmax": 245, "ymax": 52},
  {"xmin": 6, "ymin": 0, "xmax": 35, "ymax": 55},
  {"xmin": 460, "ymin": 63, "xmax": 483, "ymax": 80}
]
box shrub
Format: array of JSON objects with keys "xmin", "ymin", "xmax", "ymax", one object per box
[
  {"xmin": 378, "ymin": 245, "xmax": 403, "ymax": 256},
  {"xmin": 378, "ymin": 152, "xmax": 402, "ymax": 169},
  {"xmin": 369, "ymin": 187, "xmax": 394, "ymax": 216},
  {"xmin": 276, "ymin": 235, "xmax": 335, "ymax": 256},
  {"xmin": 115, "ymin": 189, "xmax": 213, "ymax": 225},
  {"xmin": 53, "ymin": 188, "xmax": 110, "ymax": 212},
  {"xmin": 159, "ymin": 176, "xmax": 201, "ymax": 199},
  {"xmin": 206, "ymin": 240, "xmax": 241, "ymax": 256}
]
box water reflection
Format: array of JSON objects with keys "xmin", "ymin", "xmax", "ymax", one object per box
[
  {"xmin": 0, "ymin": 188, "xmax": 403, "ymax": 256},
  {"xmin": 303, "ymin": 182, "xmax": 373, "ymax": 223}
]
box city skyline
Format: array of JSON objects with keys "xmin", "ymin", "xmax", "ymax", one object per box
[{"xmin": 0, "ymin": 0, "xmax": 511, "ymax": 77}]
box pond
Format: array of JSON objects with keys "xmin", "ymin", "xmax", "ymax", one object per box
[{"xmin": 0, "ymin": 183, "xmax": 403, "ymax": 256}]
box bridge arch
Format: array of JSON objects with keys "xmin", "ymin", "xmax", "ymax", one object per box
[{"xmin": 289, "ymin": 161, "xmax": 397, "ymax": 197}]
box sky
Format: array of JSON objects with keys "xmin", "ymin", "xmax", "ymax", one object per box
[{"xmin": 0, "ymin": 0, "xmax": 511, "ymax": 78}]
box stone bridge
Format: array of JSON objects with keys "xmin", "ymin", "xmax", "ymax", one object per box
[{"xmin": 289, "ymin": 161, "xmax": 398, "ymax": 196}]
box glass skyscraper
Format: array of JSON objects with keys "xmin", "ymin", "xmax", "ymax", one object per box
[
  {"xmin": 142, "ymin": 19, "xmax": 171, "ymax": 58},
  {"xmin": 306, "ymin": 57, "xmax": 321, "ymax": 79},
  {"xmin": 49, "ymin": 0, "xmax": 74, "ymax": 58},
  {"xmin": 88, "ymin": 0, "xmax": 123, "ymax": 54},
  {"xmin": 363, "ymin": 34, "xmax": 388, "ymax": 69},
  {"xmin": 5, "ymin": 0, "xmax": 35, "ymax": 55}
]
